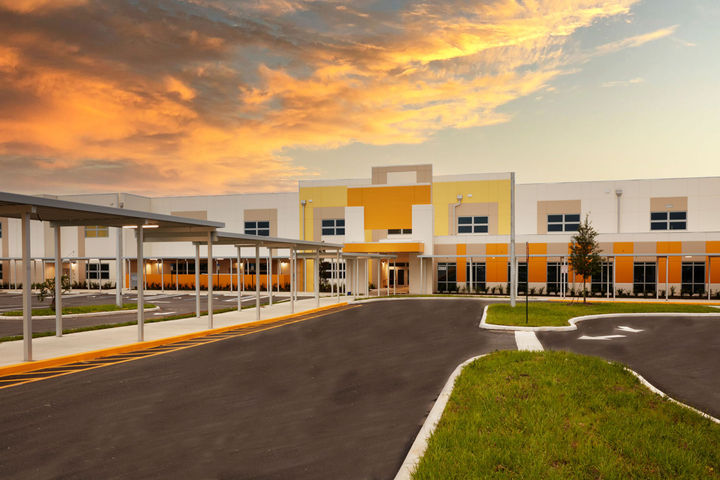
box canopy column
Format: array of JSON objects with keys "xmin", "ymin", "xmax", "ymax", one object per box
[
  {"xmin": 195, "ymin": 244, "xmax": 200, "ymax": 318},
  {"xmin": 290, "ymin": 248, "xmax": 295, "ymax": 314},
  {"xmin": 314, "ymin": 250, "xmax": 320, "ymax": 307},
  {"xmin": 54, "ymin": 225, "xmax": 63, "ymax": 337},
  {"xmin": 115, "ymin": 227, "xmax": 123, "ymax": 307},
  {"xmin": 236, "ymin": 247, "xmax": 242, "ymax": 311},
  {"xmin": 22, "ymin": 211, "xmax": 32, "ymax": 361},
  {"xmin": 207, "ymin": 232, "xmax": 214, "ymax": 329},
  {"xmin": 255, "ymin": 246, "xmax": 261, "ymax": 321},
  {"xmin": 268, "ymin": 249, "xmax": 273, "ymax": 307},
  {"xmin": 136, "ymin": 224, "xmax": 145, "ymax": 342},
  {"xmin": 336, "ymin": 251, "xmax": 341, "ymax": 302}
]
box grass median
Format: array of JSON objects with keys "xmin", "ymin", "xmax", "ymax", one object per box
[
  {"xmin": 1, "ymin": 303, "xmax": 156, "ymax": 317},
  {"xmin": 413, "ymin": 351, "xmax": 720, "ymax": 479},
  {"xmin": 486, "ymin": 301, "xmax": 720, "ymax": 327}
]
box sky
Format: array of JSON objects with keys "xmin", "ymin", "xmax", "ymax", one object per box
[{"xmin": 0, "ymin": 0, "xmax": 718, "ymax": 195}]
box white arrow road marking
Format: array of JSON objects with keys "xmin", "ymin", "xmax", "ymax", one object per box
[
  {"xmin": 578, "ymin": 334, "xmax": 626, "ymax": 341},
  {"xmin": 617, "ymin": 325, "xmax": 644, "ymax": 333}
]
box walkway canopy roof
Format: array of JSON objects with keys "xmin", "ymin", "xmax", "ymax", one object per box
[
  {"xmin": 0, "ymin": 191, "xmax": 224, "ymax": 231},
  {"xmin": 176, "ymin": 231, "xmax": 344, "ymax": 251}
]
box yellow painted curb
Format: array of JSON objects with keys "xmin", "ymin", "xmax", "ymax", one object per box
[{"xmin": 0, "ymin": 302, "xmax": 348, "ymax": 377}]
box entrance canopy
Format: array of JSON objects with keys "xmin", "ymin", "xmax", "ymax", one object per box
[{"xmin": 0, "ymin": 191, "xmax": 225, "ymax": 363}]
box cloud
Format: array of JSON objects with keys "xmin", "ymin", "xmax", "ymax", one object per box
[
  {"xmin": 0, "ymin": 0, "xmax": 645, "ymax": 195},
  {"xmin": 601, "ymin": 77, "xmax": 645, "ymax": 88},
  {"xmin": 594, "ymin": 25, "xmax": 678, "ymax": 56}
]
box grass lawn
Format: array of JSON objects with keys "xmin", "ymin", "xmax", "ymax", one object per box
[
  {"xmin": 413, "ymin": 351, "xmax": 720, "ymax": 479},
  {"xmin": 487, "ymin": 301, "xmax": 720, "ymax": 327},
  {"xmin": 1, "ymin": 303, "xmax": 156, "ymax": 317}
]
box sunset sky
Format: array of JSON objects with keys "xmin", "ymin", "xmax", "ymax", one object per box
[{"xmin": 0, "ymin": 0, "xmax": 718, "ymax": 195}]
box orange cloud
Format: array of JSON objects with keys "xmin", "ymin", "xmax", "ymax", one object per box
[{"xmin": 0, "ymin": 0, "xmax": 648, "ymax": 195}]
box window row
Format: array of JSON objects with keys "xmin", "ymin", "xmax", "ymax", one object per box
[
  {"xmin": 244, "ymin": 221, "xmax": 270, "ymax": 236},
  {"xmin": 321, "ymin": 219, "xmax": 345, "ymax": 236}
]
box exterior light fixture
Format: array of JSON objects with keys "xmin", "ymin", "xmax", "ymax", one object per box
[{"xmin": 122, "ymin": 224, "xmax": 160, "ymax": 229}]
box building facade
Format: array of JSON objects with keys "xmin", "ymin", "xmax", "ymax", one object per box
[{"xmin": 1, "ymin": 165, "xmax": 719, "ymax": 297}]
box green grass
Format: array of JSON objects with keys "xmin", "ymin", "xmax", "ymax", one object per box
[
  {"xmin": 487, "ymin": 301, "xmax": 720, "ymax": 327},
  {"xmin": 413, "ymin": 351, "xmax": 720, "ymax": 479},
  {"xmin": 1, "ymin": 303, "xmax": 157, "ymax": 317}
]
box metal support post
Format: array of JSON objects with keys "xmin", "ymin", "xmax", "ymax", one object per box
[
  {"xmin": 268, "ymin": 250, "xmax": 273, "ymax": 307},
  {"xmin": 420, "ymin": 256, "xmax": 423, "ymax": 295},
  {"xmin": 115, "ymin": 227, "xmax": 123, "ymax": 307},
  {"xmin": 394, "ymin": 259, "xmax": 397, "ymax": 295},
  {"xmin": 175, "ymin": 259, "xmax": 179, "ymax": 291},
  {"xmin": 207, "ymin": 232, "xmax": 213, "ymax": 329},
  {"xmin": 236, "ymin": 247, "xmax": 242, "ymax": 312},
  {"xmin": 136, "ymin": 225, "xmax": 145, "ymax": 342},
  {"xmin": 613, "ymin": 256, "xmax": 617, "ymax": 301},
  {"xmin": 336, "ymin": 251, "xmax": 341, "ymax": 302},
  {"xmin": 195, "ymin": 244, "xmax": 200, "ymax": 318},
  {"xmin": 161, "ymin": 259, "xmax": 164, "ymax": 293},
  {"xmin": 255, "ymin": 246, "xmax": 261, "ymax": 321},
  {"xmin": 314, "ymin": 251, "xmax": 320, "ymax": 307},
  {"xmin": 510, "ymin": 171, "xmax": 516, "ymax": 307},
  {"xmin": 377, "ymin": 259, "xmax": 381, "ymax": 297},
  {"xmin": 22, "ymin": 212, "xmax": 32, "ymax": 361},
  {"xmin": 665, "ymin": 256, "xmax": 669, "ymax": 301},
  {"xmin": 54, "ymin": 225, "xmax": 63, "ymax": 336},
  {"xmin": 290, "ymin": 249, "xmax": 295, "ymax": 313}
]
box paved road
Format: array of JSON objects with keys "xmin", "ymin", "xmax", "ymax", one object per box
[
  {"xmin": 0, "ymin": 299, "xmax": 514, "ymax": 480},
  {"xmin": 538, "ymin": 314, "xmax": 720, "ymax": 418},
  {"xmin": 0, "ymin": 292, "xmax": 288, "ymax": 337}
]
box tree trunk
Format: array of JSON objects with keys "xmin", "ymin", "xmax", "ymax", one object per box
[
  {"xmin": 50, "ymin": 295, "xmax": 56, "ymax": 312},
  {"xmin": 583, "ymin": 278, "xmax": 587, "ymax": 304}
]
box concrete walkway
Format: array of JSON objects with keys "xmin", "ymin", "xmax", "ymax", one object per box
[{"xmin": 0, "ymin": 295, "xmax": 347, "ymax": 368}]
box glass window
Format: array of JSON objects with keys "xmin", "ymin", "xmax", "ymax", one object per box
[
  {"xmin": 681, "ymin": 262, "xmax": 705, "ymax": 295},
  {"xmin": 437, "ymin": 263, "xmax": 457, "ymax": 292},
  {"xmin": 86, "ymin": 263, "xmax": 110, "ymax": 280},
  {"xmin": 591, "ymin": 262, "xmax": 614, "ymax": 294},
  {"xmin": 457, "ymin": 216, "xmax": 488, "ymax": 234},
  {"xmin": 321, "ymin": 219, "xmax": 345, "ymax": 236},
  {"xmin": 546, "ymin": 262, "xmax": 568, "ymax": 294},
  {"xmin": 465, "ymin": 262, "xmax": 486, "ymax": 291},
  {"xmin": 507, "ymin": 262, "xmax": 528, "ymax": 293},
  {"xmin": 244, "ymin": 221, "xmax": 270, "ymax": 236},
  {"xmin": 547, "ymin": 214, "xmax": 580, "ymax": 232},
  {"xmin": 85, "ymin": 226, "xmax": 109, "ymax": 238},
  {"xmin": 633, "ymin": 262, "xmax": 656, "ymax": 295},
  {"xmin": 650, "ymin": 211, "xmax": 686, "ymax": 231},
  {"xmin": 388, "ymin": 228, "xmax": 412, "ymax": 235}
]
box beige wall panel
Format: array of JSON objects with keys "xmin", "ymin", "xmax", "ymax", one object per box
[
  {"xmin": 682, "ymin": 241, "xmax": 705, "ymax": 254},
  {"xmin": 312, "ymin": 206, "xmax": 346, "ymax": 240},
  {"xmin": 633, "ymin": 242, "xmax": 656, "ymax": 254},
  {"xmin": 536, "ymin": 200, "xmax": 581, "ymax": 234},
  {"xmin": 547, "ymin": 242, "xmax": 570, "ymax": 255},
  {"xmin": 371, "ymin": 164, "xmax": 432, "ymax": 185},
  {"xmin": 244, "ymin": 208, "xmax": 278, "ymax": 237},
  {"xmin": 371, "ymin": 230, "xmax": 388, "ymax": 242},
  {"xmin": 1, "ymin": 218, "xmax": 8, "ymax": 258},
  {"xmin": 650, "ymin": 197, "xmax": 687, "ymax": 212},
  {"xmin": 449, "ymin": 202, "xmax": 499, "ymax": 235},
  {"xmin": 598, "ymin": 242, "xmax": 614, "ymax": 256},
  {"xmin": 466, "ymin": 244, "xmax": 487, "ymax": 255},
  {"xmin": 434, "ymin": 244, "xmax": 455, "ymax": 255}
]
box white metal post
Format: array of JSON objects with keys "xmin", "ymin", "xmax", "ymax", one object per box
[
  {"xmin": 420, "ymin": 256, "xmax": 423, "ymax": 295},
  {"xmin": 665, "ymin": 255, "xmax": 669, "ymax": 301},
  {"xmin": 337, "ymin": 251, "xmax": 341, "ymax": 301},
  {"xmin": 314, "ymin": 250, "xmax": 320, "ymax": 307},
  {"xmin": 469, "ymin": 256, "xmax": 473, "ymax": 294},
  {"xmin": 268, "ymin": 249, "xmax": 273, "ymax": 307},
  {"xmin": 136, "ymin": 225, "xmax": 145, "ymax": 342},
  {"xmin": 394, "ymin": 259, "xmax": 397, "ymax": 295},
  {"xmin": 54, "ymin": 225, "xmax": 62, "ymax": 337},
  {"xmin": 290, "ymin": 249, "xmax": 295, "ymax": 313},
  {"xmin": 195, "ymin": 244, "xmax": 200, "ymax": 318},
  {"xmin": 510, "ymin": 171, "xmax": 516, "ymax": 307},
  {"xmin": 230, "ymin": 257, "xmax": 233, "ymax": 293},
  {"xmin": 377, "ymin": 259, "xmax": 380, "ymax": 297},
  {"xmin": 115, "ymin": 226, "xmax": 123, "ymax": 307},
  {"xmin": 161, "ymin": 259, "xmax": 164, "ymax": 293},
  {"xmin": 613, "ymin": 256, "xmax": 617, "ymax": 301},
  {"xmin": 22, "ymin": 212, "xmax": 32, "ymax": 361},
  {"xmin": 236, "ymin": 247, "xmax": 242, "ymax": 311},
  {"xmin": 175, "ymin": 259, "xmax": 179, "ymax": 292},
  {"xmin": 255, "ymin": 246, "xmax": 261, "ymax": 321},
  {"xmin": 708, "ymin": 256, "xmax": 712, "ymax": 301},
  {"xmin": 207, "ymin": 232, "xmax": 213, "ymax": 329},
  {"xmin": 354, "ymin": 258, "xmax": 359, "ymax": 300}
]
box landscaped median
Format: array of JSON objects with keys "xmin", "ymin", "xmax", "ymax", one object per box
[
  {"xmin": 411, "ymin": 351, "xmax": 720, "ymax": 479},
  {"xmin": 485, "ymin": 301, "xmax": 720, "ymax": 328},
  {"xmin": 1, "ymin": 303, "xmax": 156, "ymax": 317}
]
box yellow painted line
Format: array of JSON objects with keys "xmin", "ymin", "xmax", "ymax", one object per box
[
  {"xmin": 538, "ymin": 297, "xmax": 720, "ymax": 306},
  {"xmin": 0, "ymin": 303, "xmax": 349, "ymax": 378},
  {"xmin": 0, "ymin": 305, "xmax": 362, "ymax": 391}
]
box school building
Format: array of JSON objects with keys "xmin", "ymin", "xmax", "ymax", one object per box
[{"xmin": 1, "ymin": 165, "xmax": 719, "ymax": 297}]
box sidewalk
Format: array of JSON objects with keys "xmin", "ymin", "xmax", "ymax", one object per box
[{"xmin": 0, "ymin": 295, "xmax": 348, "ymax": 368}]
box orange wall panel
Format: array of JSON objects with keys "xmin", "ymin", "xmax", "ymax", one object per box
[
  {"xmin": 486, "ymin": 243, "xmax": 508, "ymax": 283},
  {"xmin": 456, "ymin": 244, "xmax": 467, "ymax": 282},
  {"xmin": 657, "ymin": 241, "xmax": 682, "ymax": 283},
  {"xmin": 528, "ymin": 243, "xmax": 547, "ymax": 283},
  {"xmin": 347, "ymin": 185, "xmax": 431, "ymax": 230},
  {"xmin": 613, "ymin": 242, "xmax": 634, "ymax": 284}
]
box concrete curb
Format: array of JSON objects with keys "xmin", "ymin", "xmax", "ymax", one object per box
[
  {"xmin": 350, "ymin": 296, "xmax": 504, "ymax": 304},
  {"xmin": 479, "ymin": 305, "xmax": 720, "ymax": 332},
  {"xmin": 0, "ymin": 302, "xmax": 348, "ymax": 377},
  {"xmin": 0, "ymin": 306, "xmax": 161, "ymax": 320},
  {"xmin": 394, "ymin": 354, "xmax": 487, "ymax": 480},
  {"xmin": 395, "ymin": 353, "xmax": 719, "ymax": 480}
]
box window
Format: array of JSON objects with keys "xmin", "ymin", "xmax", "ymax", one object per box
[
  {"xmin": 507, "ymin": 262, "xmax": 528, "ymax": 293},
  {"xmin": 0, "ymin": 222, "xmax": 2, "ymax": 238},
  {"xmin": 546, "ymin": 262, "xmax": 568, "ymax": 294},
  {"xmin": 458, "ymin": 216, "xmax": 488, "ymax": 234},
  {"xmin": 321, "ymin": 260, "xmax": 346, "ymax": 279},
  {"xmin": 321, "ymin": 219, "xmax": 345, "ymax": 236},
  {"xmin": 650, "ymin": 211, "xmax": 686, "ymax": 231},
  {"xmin": 245, "ymin": 261, "xmax": 268, "ymax": 275},
  {"xmin": 85, "ymin": 225, "xmax": 109, "ymax": 238},
  {"xmin": 388, "ymin": 228, "xmax": 412, "ymax": 235},
  {"xmin": 547, "ymin": 214, "xmax": 580, "ymax": 232},
  {"xmin": 437, "ymin": 263, "xmax": 457, "ymax": 292},
  {"xmin": 0, "ymin": 263, "xmax": 3, "ymax": 280},
  {"xmin": 591, "ymin": 262, "xmax": 614, "ymax": 294},
  {"xmin": 633, "ymin": 262, "xmax": 656, "ymax": 295},
  {"xmin": 245, "ymin": 221, "xmax": 270, "ymax": 236},
  {"xmin": 681, "ymin": 262, "xmax": 705, "ymax": 295},
  {"xmin": 86, "ymin": 263, "xmax": 110, "ymax": 280},
  {"xmin": 170, "ymin": 262, "xmax": 196, "ymax": 275},
  {"xmin": 465, "ymin": 262, "xmax": 486, "ymax": 291}
]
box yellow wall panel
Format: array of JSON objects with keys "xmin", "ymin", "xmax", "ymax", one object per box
[
  {"xmin": 432, "ymin": 179, "xmax": 511, "ymax": 236},
  {"xmin": 299, "ymin": 185, "xmax": 348, "ymax": 241},
  {"xmin": 347, "ymin": 185, "xmax": 431, "ymax": 230}
]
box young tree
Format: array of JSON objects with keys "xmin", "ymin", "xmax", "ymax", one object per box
[
  {"xmin": 37, "ymin": 275, "xmax": 72, "ymax": 312},
  {"xmin": 569, "ymin": 215, "xmax": 602, "ymax": 304}
]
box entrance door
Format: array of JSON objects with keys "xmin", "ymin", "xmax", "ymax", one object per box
[{"xmin": 398, "ymin": 269, "xmax": 405, "ymax": 286}]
